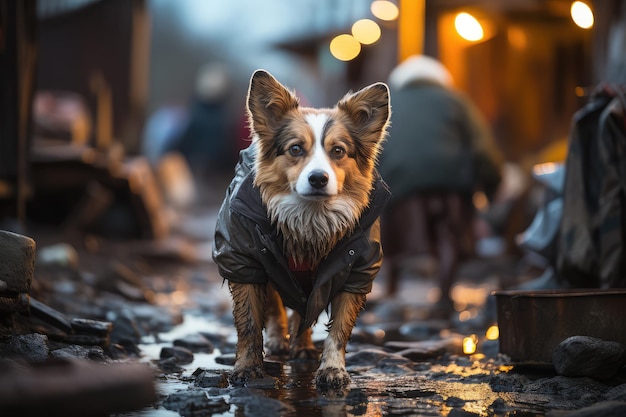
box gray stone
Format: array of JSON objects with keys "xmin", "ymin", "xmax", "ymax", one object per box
[
  {"xmin": 162, "ymin": 390, "xmax": 229, "ymax": 415},
  {"xmin": 50, "ymin": 345, "xmax": 106, "ymax": 361},
  {"xmin": 229, "ymin": 389, "xmax": 294, "ymax": 416},
  {"xmin": 0, "ymin": 230, "xmax": 35, "ymax": 292},
  {"xmin": 160, "ymin": 346, "xmax": 194, "ymax": 364},
  {"xmin": 0, "ymin": 333, "xmax": 49, "ymax": 362},
  {"xmin": 605, "ymin": 384, "xmax": 626, "ymax": 401},
  {"xmin": 345, "ymin": 348, "xmax": 397, "ymax": 366},
  {"xmin": 173, "ymin": 333, "xmax": 214, "ymax": 353},
  {"xmin": 215, "ymin": 352, "xmax": 236, "ymax": 366},
  {"xmin": 547, "ymin": 401, "xmax": 626, "ymax": 417},
  {"xmin": 70, "ymin": 318, "xmax": 113, "ymax": 336},
  {"xmin": 192, "ymin": 368, "xmax": 228, "ymax": 388},
  {"xmin": 553, "ymin": 336, "xmax": 626, "ymax": 380}
]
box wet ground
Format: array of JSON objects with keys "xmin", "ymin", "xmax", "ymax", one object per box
[{"xmin": 4, "ymin": 182, "xmax": 626, "ymax": 417}]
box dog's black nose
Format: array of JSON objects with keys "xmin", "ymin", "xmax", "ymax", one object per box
[{"xmin": 308, "ymin": 170, "xmax": 329, "ymax": 189}]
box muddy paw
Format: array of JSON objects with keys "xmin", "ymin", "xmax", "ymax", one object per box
[
  {"xmin": 229, "ymin": 366, "xmax": 265, "ymax": 386},
  {"xmin": 315, "ymin": 367, "xmax": 351, "ymax": 390},
  {"xmin": 290, "ymin": 347, "xmax": 319, "ymax": 361}
]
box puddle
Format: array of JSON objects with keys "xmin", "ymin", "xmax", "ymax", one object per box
[{"xmin": 131, "ymin": 312, "xmax": 554, "ymax": 417}]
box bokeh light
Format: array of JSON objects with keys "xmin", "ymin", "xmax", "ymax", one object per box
[
  {"xmin": 371, "ymin": 0, "xmax": 399, "ymax": 21},
  {"xmin": 330, "ymin": 34, "xmax": 361, "ymax": 61},
  {"xmin": 463, "ymin": 335, "xmax": 478, "ymax": 354},
  {"xmin": 352, "ymin": 19, "xmax": 381, "ymax": 45},
  {"xmin": 486, "ymin": 325, "xmax": 499, "ymax": 340},
  {"xmin": 570, "ymin": 1, "xmax": 594, "ymax": 29},
  {"xmin": 454, "ymin": 12, "xmax": 484, "ymax": 41}
]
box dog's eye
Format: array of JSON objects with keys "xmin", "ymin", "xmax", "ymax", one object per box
[
  {"xmin": 330, "ymin": 146, "xmax": 346, "ymax": 159},
  {"xmin": 289, "ymin": 144, "xmax": 304, "ymax": 157}
]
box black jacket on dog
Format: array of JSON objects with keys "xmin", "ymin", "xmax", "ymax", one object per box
[{"xmin": 213, "ymin": 144, "xmax": 391, "ymax": 332}]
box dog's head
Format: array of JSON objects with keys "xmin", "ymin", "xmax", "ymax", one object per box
[{"xmin": 247, "ymin": 70, "xmax": 390, "ymax": 212}]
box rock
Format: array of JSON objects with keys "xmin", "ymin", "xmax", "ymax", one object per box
[
  {"xmin": 157, "ymin": 357, "xmax": 183, "ymax": 373},
  {"xmin": 50, "ymin": 345, "xmax": 106, "ymax": 361},
  {"xmin": 192, "ymin": 368, "xmax": 228, "ymax": 388},
  {"xmin": 547, "ymin": 401, "xmax": 626, "ymax": 417},
  {"xmin": 163, "ymin": 390, "xmax": 230, "ymax": 415},
  {"xmin": 173, "ymin": 333, "xmax": 214, "ymax": 353},
  {"xmin": 346, "ymin": 348, "xmax": 395, "ymax": 366},
  {"xmin": 229, "ymin": 389, "xmax": 294, "ymax": 416},
  {"xmin": 488, "ymin": 373, "xmax": 530, "ymax": 393},
  {"xmin": 28, "ymin": 298, "xmax": 72, "ymax": 332},
  {"xmin": 160, "ymin": 346, "xmax": 194, "ymax": 364},
  {"xmin": 70, "ymin": 318, "xmax": 113, "ymax": 336},
  {"xmin": 0, "ymin": 333, "xmax": 49, "ymax": 362},
  {"xmin": 199, "ymin": 331, "xmax": 234, "ymax": 352},
  {"xmin": 386, "ymin": 337, "xmax": 463, "ymax": 358},
  {"xmin": 215, "ymin": 352, "xmax": 236, "ymax": 366},
  {"xmin": 553, "ymin": 336, "xmax": 626, "ymax": 380},
  {"xmin": 394, "ymin": 342, "xmax": 448, "ymax": 361},
  {"xmin": 524, "ymin": 376, "xmax": 609, "ymax": 408},
  {"xmin": 605, "ymin": 384, "xmax": 626, "ymax": 401},
  {"xmin": 0, "ymin": 230, "xmax": 35, "ymax": 293},
  {"xmin": 109, "ymin": 312, "xmax": 142, "ymax": 355}
]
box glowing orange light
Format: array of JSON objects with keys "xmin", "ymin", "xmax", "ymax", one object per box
[
  {"xmin": 371, "ymin": 0, "xmax": 399, "ymax": 21},
  {"xmin": 352, "ymin": 19, "xmax": 381, "ymax": 45},
  {"xmin": 455, "ymin": 12, "xmax": 483, "ymax": 41},
  {"xmin": 463, "ymin": 335, "xmax": 478, "ymax": 354},
  {"xmin": 330, "ymin": 34, "xmax": 361, "ymax": 61},
  {"xmin": 571, "ymin": 1, "xmax": 594, "ymax": 29},
  {"xmin": 486, "ymin": 325, "xmax": 499, "ymax": 340}
]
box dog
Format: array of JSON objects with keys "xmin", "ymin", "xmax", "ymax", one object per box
[{"xmin": 213, "ymin": 69, "xmax": 391, "ymax": 390}]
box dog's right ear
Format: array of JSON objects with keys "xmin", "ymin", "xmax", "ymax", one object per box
[{"xmin": 246, "ymin": 70, "xmax": 299, "ymax": 142}]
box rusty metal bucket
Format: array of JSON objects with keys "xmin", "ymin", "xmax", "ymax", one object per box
[{"xmin": 493, "ymin": 289, "xmax": 626, "ymax": 365}]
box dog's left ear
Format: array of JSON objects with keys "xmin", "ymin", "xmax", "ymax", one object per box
[{"xmin": 337, "ymin": 82, "xmax": 390, "ymax": 144}]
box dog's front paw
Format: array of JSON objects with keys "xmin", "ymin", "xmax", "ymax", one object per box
[
  {"xmin": 230, "ymin": 366, "xmax": 265, "ymax": 386},
  {"xmin": 315, "ymin": 367, "xmax": 351, "ymax": 390}
]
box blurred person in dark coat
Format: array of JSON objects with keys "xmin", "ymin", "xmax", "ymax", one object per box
[
  {"xmin": 172, "ymin": 63, "xmax": 237, "ymax": 178},
  {"xmin": 379, "ymin": 55, "xmax": 503, "ymax": 316}
]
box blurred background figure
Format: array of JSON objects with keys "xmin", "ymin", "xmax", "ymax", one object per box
[
  {"xmin": 379, "ymin": 55, "xmax": 504, "ymax": 317},
  {"xmin": 169, "ymin": 63, "xmax": 236, "ymax": 177}
]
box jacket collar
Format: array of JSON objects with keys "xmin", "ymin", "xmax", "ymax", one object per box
[{"xmin": 230, "ymin": 170, "xmax": 391, "ymax": 234}]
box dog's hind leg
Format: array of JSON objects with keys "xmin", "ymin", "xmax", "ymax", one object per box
[
  {"xmin": 315, "ymin": 292, "xmax": 366, "ymax": 390},
  {"xmin": 265, "ymin": 284, "xmax": 289, "ymax": 356},
  {"xmin": 288, "ymin": 312, "xmax": 318, "ymax": 360},
  {"xmin": 229, "ymin": 282, "xmax": 267, "ymax": 385}
]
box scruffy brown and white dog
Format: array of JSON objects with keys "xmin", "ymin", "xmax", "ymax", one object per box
[{"xmin": 213, "ymin": 70, "xmax": 391, "ymax": 390}]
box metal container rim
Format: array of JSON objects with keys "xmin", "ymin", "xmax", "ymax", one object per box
[{"xmin": 492, "ymin": 288, "xmax": 626, "ymax": 298}]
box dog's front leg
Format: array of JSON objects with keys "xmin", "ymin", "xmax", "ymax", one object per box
[
  {"xmin": 229, "ymin": 282, "xmax": 267, "ymax": 385},
  {"xmin": 315, "ymin": 291, "xmax": 366, "ymax": 390}
]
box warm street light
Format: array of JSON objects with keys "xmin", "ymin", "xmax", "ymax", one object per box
[
  {"xmin": 454, "ymin": 12, "xmax": 484, "ymax": 42},
  {"xmin": 570, "ymin": 1, "xmax": 594, "ymax": 29}
]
